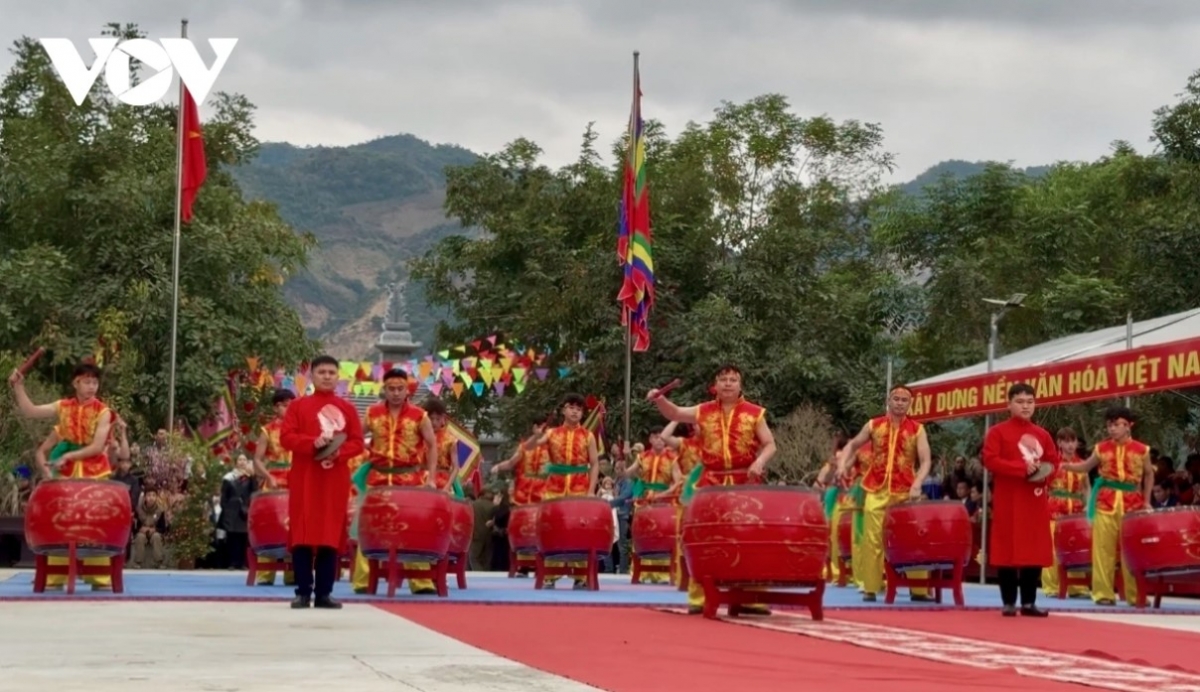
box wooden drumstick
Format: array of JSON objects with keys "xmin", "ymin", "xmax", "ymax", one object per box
[
  {"xmin": 649, "ymin": 379, "xmax": 682, "ymax": 400},
  {"xmin": 17, "ymin": 347, "xmax": 45, "ymax": 375}
]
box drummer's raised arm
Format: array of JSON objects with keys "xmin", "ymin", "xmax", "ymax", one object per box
[
  {"xmin": 837, "ymin": 423, "xmax": 871, "ymax": 473},
  {"xmin": 491, "ymin": 446, "xmax": 521, "ymax": 475},
  {"xmin": 1062, "ymin": 452, "xmax": 1098, "ymax": 475},
  {"xmin": 522, "ymin": 424, "xmax": 551, "ymax": 450},
  {"xmin": 646, "ymin": 390, "xmax": 697, "ymax": 424},
  {"xmin": 659, "ymin": 421, "xmax": 683, "ymax": 450}
]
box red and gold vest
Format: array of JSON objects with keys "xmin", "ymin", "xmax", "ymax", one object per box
[
  {"xmin": 55, "ymin": 397, "xmax": 112, "ymax": 479},
  {"xmin": 546, "ymin": 425, "xmax": 594, "ymax": 468},
  {"xmin": 517, "ymin": 444, "xmax": 547, "ymax": 481},
  {"xmin": 433, "ymin": 428, "xmax": 457, "ymax": 473},
  {"xmin": 1094, "ymin": 438, "xmax": 1149, "ymax": 513},
  {"xmin": 261, "ymin": 420, "xmax": 291, "ymax": 468},
  {"xmin": 861, "ymin": 416, "xmax": 923, "ymax": 494},
  {"xmin": 694, "ymin": 399, "xmax": 765, "ymax": 486},
  {"xmin": 366, "ymin": 402, "xmax": 427, "ymax": 467},
  {"xmin": 638, "ymin": 448, "xmax": 677, "ymax": 486},
  {"xmin": 1047, "ymin": 461, "xmax": 1087, "ymax": 517}
]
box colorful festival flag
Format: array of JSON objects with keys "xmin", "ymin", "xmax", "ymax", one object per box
[{"xmin": 616, "ymin": 53, "xmax": 654, "ymax": 352}]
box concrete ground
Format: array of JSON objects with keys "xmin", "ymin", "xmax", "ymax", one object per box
[{"xmin": 0, "ymin": 570, "xmax": 601, "ymax": 692}]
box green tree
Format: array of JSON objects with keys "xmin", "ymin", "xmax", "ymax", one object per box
[
  {"xmin": 413, "ymin": 95, "xmax": 900, "ymax": 441},
  {"xmin": 0, "ymin": 24, "xmax": 317, "ymax": 437}
]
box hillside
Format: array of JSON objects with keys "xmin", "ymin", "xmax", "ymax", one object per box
[
  {"xmin": 232, "ymin": 134, "xmax": 477, "ymax": 359},
  {"xmin": 233, "ymin": 137, "xmax": 1052, "ymax": 360}
]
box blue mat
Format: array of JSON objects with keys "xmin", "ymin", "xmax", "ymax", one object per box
[{"xmin": 2, "ymin": 570, "xmax": 1199, "ymax": 613}]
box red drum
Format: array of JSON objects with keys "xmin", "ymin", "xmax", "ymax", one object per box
[
  {"xmin": 536, "ymin": 497, "xmax": 615, "ymax": 555},
  {"xmin": 1121, "ymin": 507, "xmax": 1200, "ymax": 576},
  {"xmin": 837, "ymin": 510, "xmax": 854, "ymax": 560},
  {"xmin": 681, "ymin": 486, "xmax": 827, "ymax": 584},
  {"xmin": 24, "ymin": 479, "xmax": 132, "ymax": 558},
  {"xmin": 448, "ymin": 498, "xmax": 474, "ymax": 555},
  {"xmin": 883, "ymin": 500, "xmax": 972, "ymax": 569},
  {"xmin": 631, "ymin": 503, "xmax": 676, "ymax": 556},
  {"xmin": 507, "ymin": 504, "xmax": 541, "ymax": 552},
  {"xmin": 247, "ymin": 490, "xmax": 290, "ymax": 559},
  {"xmin": 357, "ymin": 486, "xmax": 452, "ymax": 560},
  {"xmin": 1054, "ymin": 514, "xmax": 1092, "ymax": 568}
]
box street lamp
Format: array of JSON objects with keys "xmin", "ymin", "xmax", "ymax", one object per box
[{"xmin": 978, "ymin": 292, "xmax": 1026, "ymax": 584}]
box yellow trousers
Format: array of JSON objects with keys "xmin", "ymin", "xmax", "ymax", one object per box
[
  {"xmin": 825, "ymin": 504, "xmax": 866, "ymax": 587},
  {"xmin": 1042, "ymin": 519, "xmax": 1088, "ymax": 598},
  {"xmin": 48, "ymin": 465, "xmax": 111, "ymax": 589},
  {"xmin": 256, "ymin": 569, "xmax": 295, "ymax": 586},
  {"xmin": 352, "ymin": 549, "xmax": 434, "ymax": 594},
  {"xmin": 861, "ymin": 490, "xmax": 927, "ymax": 597},
  {"xmin": 638, "ymin": 557, "xmax": 670, "ymax": 583},
  {"xmin": 1092, "ymin": 510, "xmax": 1137, "ymax": 604}
]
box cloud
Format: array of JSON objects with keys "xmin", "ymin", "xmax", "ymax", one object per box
[{"xmin": 1, "ymin": 0, "xmax": 1198, "ymax": 182}]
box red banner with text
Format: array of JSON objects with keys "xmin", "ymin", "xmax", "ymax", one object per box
[{"xmin": 910, "ymin": 337, "xmax": 1200, "ymax": 422}]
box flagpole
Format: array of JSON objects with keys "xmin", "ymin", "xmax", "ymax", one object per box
[
  {"xmin": 166, "ymin": 18, "xmax": 189, "ymax": 435},
  {"xmin": 621, "ymin": 50, "xmax": 639, "ymax": 461}
]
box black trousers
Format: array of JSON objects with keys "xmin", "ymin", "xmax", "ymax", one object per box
[
  {"xmin": 997, "ymin": 566, "xmax": 1040, "ymax": 606},
  {"xmin": 292, "ymin": 546, "xmax": 338, "ymax": 599}
]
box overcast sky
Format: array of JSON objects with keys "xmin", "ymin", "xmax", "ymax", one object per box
[{"xmin": 2, "ymin": 0, "xmax": 1199, "ymax": 182}]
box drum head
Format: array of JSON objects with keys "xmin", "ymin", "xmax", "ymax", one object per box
[
  {"xmin": 1027, "ymin": 462, "xmax": 1055, "ymax": 484},
  {"xmin": 314, "ymin": 432, "xmax": 347, "ymax": 461}
]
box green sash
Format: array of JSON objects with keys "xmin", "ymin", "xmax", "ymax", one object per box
[
  {"xmin": 48, "ymin": 441, "xmax": 83, "ymax": 478},
  {"xmin": 631, "ymin": 479, "xmax": 670, "ymax": 499},
  {"xmin": 822, "ymin": 487, "xmax": 839, "ymax": 521},
  {"xmin": 1086, "ymin": 478, "xmax": 1139, "ymax": 521},
  {"xmin": 848, "ymin": 484, "xmax": 866, "ymax": 541},
  {"xmin": 1050, "ymin": 490, "xmax": 1083, "ymax": 501},
  {"xmin": 543, "ymin": 463, "xmax": 586, "ymax": 476},
  {"xmin": 680, "ymin": 464, "xmax": 704, "ymax": 503},
  {"xmin": 450, "ymin": 475, "xmax": 464, "ymax": 499}
]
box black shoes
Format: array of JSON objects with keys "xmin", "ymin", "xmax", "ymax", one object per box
[
  {"xmin": 291, "ymin": 595, "xmax": 343, "ymax": 609},
  {"xmin": 1003, "ymin": 604, "xmax": 1050, "ymax": 617}
]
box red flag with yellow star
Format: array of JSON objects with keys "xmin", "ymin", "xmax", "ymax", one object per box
[{"xmin": 180, "ymin": 87, "xmax": 207, "ymax": 223}]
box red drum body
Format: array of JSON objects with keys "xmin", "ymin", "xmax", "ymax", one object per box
[
  {"xmin": 1054, "ymin": 514, "xmax": 1092, "ymax": 568},
  {"xmin": 631, "ymin": 503, "xmax": 676, "ymax": 556},
  {"xmin": 247, "ymin": 490, "xmax": 290, "ymax": 559},
  {"xmin": 883, "ymin": 500, "xmax": 971, "ymax": 569},
  {"xmin": 1121, "ymin": 507, "xmax": 1200, "ymax": 576},
  {"xmin": 837, "ymin": 510, "xmax": 854, "ymax": 560},
  {"xmin": 448, "ymin": 498, "xmax": 474, "ymax": 555},
  {"xmin": 536, "ymin": 497, "xmax": 614, "ymax": 555},
  {"xmin": 508, "ymin": 505, "xmax": 540, "ymax": 552},
  {"xmin": 681, "ymin": 486, "xmax": 827, "ymax": 584},
  {"xmin": 357, "ymin": 487, "xmax": 452, "ymax": 560},
  {"xmin": 24, "ymin": 479, "xmax": 133, "ymax": 558}
]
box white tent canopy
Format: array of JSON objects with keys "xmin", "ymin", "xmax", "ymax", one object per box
[{"xmin": 910, "ymin": 307, "xmax": 1200, "ymax": 387}]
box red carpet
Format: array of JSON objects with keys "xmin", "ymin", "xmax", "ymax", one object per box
[
  {"xmin": 835, "ymin": 609, "xmax": 1200, "ymax": 674},
  {"xmin": 377, "ymin": 604, "xmax": 1085, "ymax": 691}
]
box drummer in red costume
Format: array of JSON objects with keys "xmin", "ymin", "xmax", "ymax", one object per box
[
  {"xmin": 623, "ymin": 428, "xmax": 677, "ymax": 584},
  {"xmin": 278, "ymin": 354, "xmax": 365, "ymax": 609},
  {"xmin": 9, "ymin": 361, "xmax": 115, "ymax": 590},
  {"xmin": 253, "ymin": 389, "xmax": 297, "ymax": 490},
  {"xmin": 422, "ymin": 397, "xmax": 464, "ymax": 497},
  {"xmin": 252, "ymin": 388, "xmax": 297, "ymax": 586},
  {"xmin": 837, "ymin": 385, "xmax": 932, "ymax": 602},
  {"xmin": 648, "ymin": 364, "xmax": 777, "ymax": 615},
  {"xmin": 491, "ymin": 416, "xmax": 551, "ymax": 505},
  {"xmin": 523, "ymin": 393, "xmax": 600, "ymax": 589},
  {"xmin": 350, "ymin": 368, "xmax": 438, "ymax": 594},
  {"xmin": 1042, "ymin": 427, "xmax": 1090, "ymax": 598},
  {"xmin": 981, "ymin": 383, "xmax": 1058, "ymax": 617},
  {"xmin": 1062, "ymin": 406, "xmax": 1152, "ymax": 605}
]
